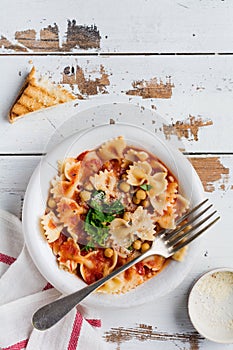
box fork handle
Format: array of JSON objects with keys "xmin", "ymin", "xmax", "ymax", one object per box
[{"xmin": 32, "ymin": 249, "xmax": 152, "ymax": 330}]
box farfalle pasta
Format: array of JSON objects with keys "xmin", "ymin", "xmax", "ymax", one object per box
[
  {"xmin": 41, "ymin": 136, "xmax": 189, "ymax": 294},
  {"xmin": 41, "ymin": 211, "xmax": 63, "ymax": 243},
  {"xmin": 90, "ymin": 170, "xmax": 117, "ymax": 199}
]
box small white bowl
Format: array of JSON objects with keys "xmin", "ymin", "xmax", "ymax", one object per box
[
  {"xmin": 188, "ymin": 268, "xmax": 233, "ymax": 343},
  {"xmin": 23, "ymin": 123, "xmax": 204, "ymax": 308}
]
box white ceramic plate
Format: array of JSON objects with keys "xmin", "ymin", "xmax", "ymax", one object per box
[
  {"xmin": 23, "ymin": 122, "xmax": 204, "ymax": 308},
  {"xmin": 188, "ymin": 268, "xmax": 233, "ymax": 343}
]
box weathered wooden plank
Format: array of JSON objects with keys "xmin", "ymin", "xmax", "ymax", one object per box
[
  {"xmin": 0, "ymin": 0, "xmax": 233, "ymax": 53},
  {"xmin": 0, "ymin": 156, "xmax": 40, "ymax": 218},
  {"xmin": 0, "ymin": 153, "xmax": 232, "ymax": 218},
  {"xmin": 103, "ymin": 326, "xmax": 204, "ymax": 350},
  {"xmin": 0, "ymin": 156, "xmax": 40, "ymax": 192},
  {"xmin": 1, "ymin": 155, "xmax": 232, "ymax": 205},
  {"xmin": 1, "ymin": 155, "xmax": 232, "ymax": 196},
  {"xmin": 0, "ymin": 193, "xmax": 22, "ymax": 218},
  {"xmin": 0, "ymin": 55, "xmax": 233, "ymax": 153},
  {"xmin": 189, "ymin": 157, "xmax": 231, "ymax": 193}
]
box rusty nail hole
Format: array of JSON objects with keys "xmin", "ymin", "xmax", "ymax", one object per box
[{"xmin": 64, "ymin": 66, "xmax": 71, "ymax": 75}]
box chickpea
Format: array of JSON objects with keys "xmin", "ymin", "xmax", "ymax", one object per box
[
  {"xmin": 104, "ymin": 248, "xmax": 114, "ymax": 258},
  {"xmin": 141, "ymin": 199, "xmax": 150, "ymax": 208},
  {"xmin": 48, "ymin": 198, "xmax": 56, "ymax": 208},
  {"xmin": 133, "ymin": 239, "xmax": 142, "ymax": 250},
  {"xmin": 80, "ymin": 190, "xmax": 91, "ymax": 202},
  {"xmin": 119, "ymin": 181, "xmax": 130, "ymax": 192},
  {"xmin": 136, "ymin": 189, "xmax": 147, "ymax": 200},
  {"xmin": 133, "ymin": 195, "xmax": 141, "ymax": 205},
  {"xmin": 123, "ymin": 211, "xmax": 131, "ymax": 222},
  {"xmin": 141, "ymin": 242, "xmax": 150, "ymax": 253}
]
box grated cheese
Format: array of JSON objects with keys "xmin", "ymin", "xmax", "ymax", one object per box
[{"xmin": 195, "ymin": 271, "xmax": 233, "ymax": 330}]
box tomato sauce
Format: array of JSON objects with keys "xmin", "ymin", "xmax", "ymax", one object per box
[
  {"xmin": 76, "ymin": 150, "xmax": 89, "ymax": 161},
  {"xmin": 59, "ymin": 239, "xmax": 80, "ymax": 261},
  {"xmin": 82, "ymin": 249, "xmax": 114, "ymax": 284}
]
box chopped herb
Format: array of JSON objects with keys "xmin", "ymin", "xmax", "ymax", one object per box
[
  {"xmin": 89, "ymin": 190, "xmax": 124, "ymax": 215},
  {"xmin": 89, "ymin": 190, "xmax": 105, "ymax": 212},
  {"xmin": 84, "ymin": 214, "xmax": 110, "ymax": 247},
  {"xmin": 81, "ymin": 241, "xmax": 94, "ymax": 251},
  {"xmin": 140, "ymin": 184, "xmax": 153, "ymax": 191},
  {"xmin": 103, "ymin": 199, "xmax": 124, "ymax": 214},
  {"xmin": 84, "ymin": 191, "xmax": 124, "ymax": 247}
]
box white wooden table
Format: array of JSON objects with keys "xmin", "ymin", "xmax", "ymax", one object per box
[{"xmin": 0, "ymin": 1, "xmax": 233, "ymax": 349}]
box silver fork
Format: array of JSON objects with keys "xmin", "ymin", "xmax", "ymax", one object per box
[{"xmin": 32, "ymin": 198, "xmax": 220, "ymax": 330}]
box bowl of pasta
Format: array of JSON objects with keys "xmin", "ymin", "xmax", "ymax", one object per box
[{"xmin": 23, "ymin": 123, "xmax": 204, "ymax": 307}]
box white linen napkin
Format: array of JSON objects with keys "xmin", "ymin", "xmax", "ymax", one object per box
[{"xmin": 0, "ymin": 209, "xmax": 107, "ymax": 350}]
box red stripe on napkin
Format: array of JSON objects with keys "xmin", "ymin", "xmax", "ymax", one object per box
[
  {"xmin": 67, "ymin": 311, "xmax": 83, "ymax": 350},
  {"xmin": 42, "ymin": 282, "xmax": 54, "ymax": 290},
  {"xmin": 0, "ymin": 253, "xmax": 16, "ymax": 265},
  {"xmin": 86, "ymin": 318, "xmax": 101, "ymax": 328},
  {"xmin": 2, "ymin": 338, "xmax": 28, "ymax": 350}
]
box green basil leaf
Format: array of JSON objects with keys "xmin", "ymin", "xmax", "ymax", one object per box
[
  {"xmin": 140, "ymin": 184, "xmax": 153, "ymax": 191},
  {"xmin": 84, "ymin": 190, "xmax": 124, "ymax": 246}
]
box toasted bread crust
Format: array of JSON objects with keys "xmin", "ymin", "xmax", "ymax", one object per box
[{"xmin": 8, "ymin": 67, "xmax": 76, "ymax": 123}]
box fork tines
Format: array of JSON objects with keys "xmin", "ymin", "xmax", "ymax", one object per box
[{"xmin": 159, "ymin": 199, "xmax": 220, "ymax": 254}]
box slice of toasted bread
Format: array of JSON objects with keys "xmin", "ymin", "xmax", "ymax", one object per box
[{"xmin": 8, "ymin": 67, "xmax": 77, "ymax": 123}]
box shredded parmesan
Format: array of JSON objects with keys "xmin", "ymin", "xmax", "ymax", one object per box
[{"xmin": 194, "ymin": 271, "xmax": 233, "ymax": 331}]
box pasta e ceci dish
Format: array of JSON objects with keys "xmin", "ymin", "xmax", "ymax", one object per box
[{"xmin": 41, "ymin": 136, "xmax": 190, "ymax": 294}]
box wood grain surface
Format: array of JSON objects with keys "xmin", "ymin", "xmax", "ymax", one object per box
[
  {"xmin": 1, "ymin": 0, "xmax": 233, "ymax": 53},
  {"xmin": 0, "ymin": 55, "xmax": 233, "ymax": 154}
]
